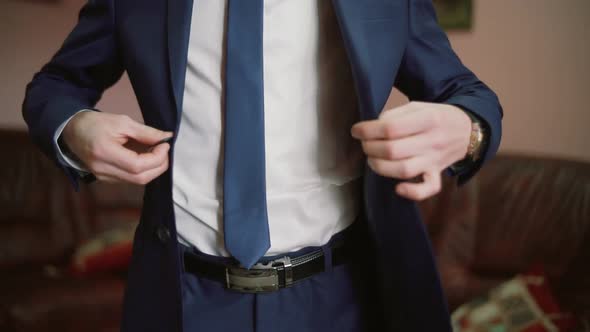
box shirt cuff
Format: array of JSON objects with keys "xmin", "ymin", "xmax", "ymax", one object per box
[{"xmin": 54, "ymin": 109, "xmax": 93, "ymax": 173}]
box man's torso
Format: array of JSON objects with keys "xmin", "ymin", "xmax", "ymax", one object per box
[{"xmin": 172, "ymin": 0, "xmax": 365, "ymax": 256}]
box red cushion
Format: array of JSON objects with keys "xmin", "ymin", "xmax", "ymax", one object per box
[{"xmin": 69, "ymin": 225, "xmax": 135, "ymax": 276}]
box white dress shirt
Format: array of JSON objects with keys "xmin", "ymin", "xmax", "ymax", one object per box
[{"xmin": 57, "ymin": 0, "xmax": 364, "ymax": 257}]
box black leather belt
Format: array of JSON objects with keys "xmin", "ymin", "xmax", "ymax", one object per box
[{"xmin": 183, "ymin": 243, "xmax": 352, "ymax": 293}]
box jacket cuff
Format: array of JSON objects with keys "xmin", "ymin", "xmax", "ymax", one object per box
[
  {"xmin": 36, "ymin": 97, "xmax": 96, "ymax": 190},
  {"xmin": 444, "ymin": 95, "xmax": 502, "ymax": 186},
  {"xmin": 54, "ymin": 109, "xmax": 94, "ymax": 172}
]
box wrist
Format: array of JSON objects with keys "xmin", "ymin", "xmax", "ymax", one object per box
[
  {"xmin": 449, "ymin": 109, "xmax": 488, "ymax": 174},
  {"xmin": 63, "ymin": 111, "xmax": 84, "ymax": 145}
]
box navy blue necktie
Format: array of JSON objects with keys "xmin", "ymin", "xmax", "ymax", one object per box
[{"xmin": 223, "ymin": 0, "xmax": 270, "ymax": 269}]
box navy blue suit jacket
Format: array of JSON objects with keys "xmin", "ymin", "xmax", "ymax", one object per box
[{"xmin": 23, "ymin": 0, "xmax": 503, "ymax": 330}]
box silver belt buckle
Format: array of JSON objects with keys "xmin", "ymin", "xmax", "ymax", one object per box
[{"xmin": 225, "ymin": 256, "xmax": 292, "ymax": 293}]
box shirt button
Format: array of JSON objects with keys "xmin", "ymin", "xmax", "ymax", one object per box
[{"xmin": 155, "ymin": 225, "xmax": 171, "ymax": 244}]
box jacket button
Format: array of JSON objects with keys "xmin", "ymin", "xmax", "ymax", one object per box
[{"xmin": 155, "ymin": 225, "xmax": 171, "ymax": 244}]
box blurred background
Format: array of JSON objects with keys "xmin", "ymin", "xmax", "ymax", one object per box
[{"xmin": 0, "ymin": 0, "xmax": 589, "ymax": 331}]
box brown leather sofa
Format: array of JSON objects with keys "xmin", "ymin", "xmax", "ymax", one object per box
[
  {"xmin": 1, "ymin": 129, "xmax": 588, "ymax": 331},
  {"xmin": 0, "ymin": 130, "xmax": 142, "ymax": 332},
  {"xmin": 420, "ymin": 154, "xmax": 590, "ymax": 326}
]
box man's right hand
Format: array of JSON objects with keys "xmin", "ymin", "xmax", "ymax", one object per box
[{"xmin": 62, "ymin": 111, "xmax": 173, "ymax": 185}]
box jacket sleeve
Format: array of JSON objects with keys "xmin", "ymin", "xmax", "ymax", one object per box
[
  {"xmin": 394, "ymin": 0, "xmax": 503, "ymax": 186},
  {"xmin": 22, "ymin": 0, "xmax": 123, "ymax": 189}
]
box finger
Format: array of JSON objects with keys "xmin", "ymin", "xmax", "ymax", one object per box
[
  {"xmin": 103, "ymin": 143, "xmax": 170, "ymax": 175},
  {"xmin": 367, "ymin": 154, "xmax": 433, "ymax": 180},
  {"xmin": 395, "ymin": 169, "xmax": 442, "ymax": 201},
  {"xmin": 379, "ymin": 107, "xmax": 438, "ymax": 136},
  {"xmin": 125, "ymin": 119, "xmax": 173, "ymax": 145},
  {"xmin": 95, "ymin": 156, "xmax": 169, "ymax": 185},
  {"xmin": 148, "ymin": 137, "xmax": 174, "ymax": 152},
  {"xmin": 129, "ymin": 159, "xmax": 170, "ymax": 185},
  {"xmin": 380, "ymin": 104, "xmax": 416, "ymax": 117},
  {"xmin": 351, "ymin": 119, "xmax": 385, "ymax": 140},
  {"xmin": 129, "ymin": 158, "xmax": 170, "ymax": 185},
  {"xmin": 361, "ymin": 133, "xmax": 433, "ymax": 160},
  {"xmin": 351, "ymin": 108, "xmax": 435, "ymax": 141}
]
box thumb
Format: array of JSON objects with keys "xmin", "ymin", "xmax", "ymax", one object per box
[
  {"xmin": 126, "ymin": 121, "xmax": 173, "ymax": 145},
  {"xmin": 379, "ymin": 102, "xmax": 417, "ymax": 119}
]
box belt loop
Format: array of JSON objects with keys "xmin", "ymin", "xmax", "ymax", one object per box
[{"xmin": 321, "ymin": 245, "xmax": 333, "ymax": 273}]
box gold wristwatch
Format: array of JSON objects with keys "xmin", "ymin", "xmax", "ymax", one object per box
[
  {"xmin": 450, "ymin": 111, "xmax": 488, "ymax": 173},
  {"xmin": 466, "ymin": 115, "xmax": 486, "ymax": 162}
]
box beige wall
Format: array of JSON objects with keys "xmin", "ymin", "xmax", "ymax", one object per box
[
  {"xmin": 0, "ymin": 0, "xmax": 142, "ymax": 125},
  {"xmin": 1, "ymin": 0, "xmax": 589, "ymax": 161},
  {"xmin": 452, "ymin": 0, "xmax": 590, "ymax": 161}
]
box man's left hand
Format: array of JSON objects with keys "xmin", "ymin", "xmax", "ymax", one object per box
[{"xmin": 351, "ymin": 101, "xmax": 471, "ymax": 201}]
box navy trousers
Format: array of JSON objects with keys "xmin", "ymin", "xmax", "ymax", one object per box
[{"xmin": 178, "ymin": 223, "xmax": 384, "ymax": 332}]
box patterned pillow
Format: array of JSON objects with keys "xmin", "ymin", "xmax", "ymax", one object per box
[{"xmin": 452, "ymin": 266, "xmax": 578, "ymax": 332}]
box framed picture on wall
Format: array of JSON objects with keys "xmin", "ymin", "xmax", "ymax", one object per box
[{"xmin": 433, "ymin": 0, "xmax": 473, "ymax": 30}]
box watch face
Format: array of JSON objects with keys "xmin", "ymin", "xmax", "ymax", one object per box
[
  {"xmin": 466, "ymin": 122, "xmax": 480, "ymax": 158},
  {"xmin": 471, "ymin": 123, "xmax": 485, "ymax": 161}
]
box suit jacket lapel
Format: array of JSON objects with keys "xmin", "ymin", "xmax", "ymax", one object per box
[
  {"xmin": 167, "ymin": 0, "xmax": 403, "ymax": 123},
  {"xmin": 167, "ymin": 0, "xmax": 194, "ymax": 122},
  {"xmin": 331, "ymin": 0, "xmax": 406, "ymax": 119},
  {"xmin": 332, "ymin": 2, "xmax": 451, "ymax": 329}
]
